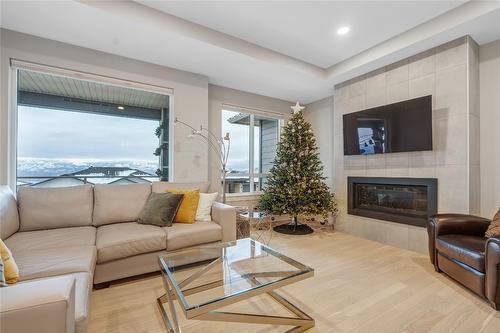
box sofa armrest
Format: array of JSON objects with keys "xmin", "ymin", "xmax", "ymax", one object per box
[
  {"xmin": 212, "ymin": 202, "xmax": 236, "ymax": 242},
  {"xmin": 427, "ymin": 214, "xmax": 491, "ymax": 267},
  {"xmin": 486, "ymin": 236, "xmax": 500, "ymax": 309},
  {"xmin": 0, "ymin": 275, "xmax": 76, "ymax": 333}
]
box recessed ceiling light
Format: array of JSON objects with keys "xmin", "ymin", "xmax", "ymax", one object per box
[
  {"xmin": 117, "ymin": 106, "xmax": 124, "ymax": 110},
  {"xmin": 337, "ymin": 26, "xmax": 350, "ymax": 36}
]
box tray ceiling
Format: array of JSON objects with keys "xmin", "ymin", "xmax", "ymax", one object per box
[{"xmin": 2, "ymin": 1, "xmax": 500, "ymax": 103}]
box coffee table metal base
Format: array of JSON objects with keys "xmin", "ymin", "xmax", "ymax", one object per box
[{"xmin": 157, "ymin": 273, "xmax": 315, "ymax": 333}]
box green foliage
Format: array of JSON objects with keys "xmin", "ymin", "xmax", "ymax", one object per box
[
  {"xmin": 258, "ymin": 110, "xmax": 338, "ymax": 219},
  {"xmin": 154, "ymin": 124, "xmax": 168, "ymax": 181},
  {"xmin": 155, "ymin": 124, "xmax": 164, "ymax": 138},
  {"xmin": 153, "ymin": 143, "xmax": 168, "ymax": 156},
  {"xmin": 155, "ymin": 168, "xmax": 168, "ymax": 179}
]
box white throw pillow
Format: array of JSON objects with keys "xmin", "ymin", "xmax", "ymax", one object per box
[{"xmin": 196, "ymin": 192, "xmax": 218, "ymax": 222}]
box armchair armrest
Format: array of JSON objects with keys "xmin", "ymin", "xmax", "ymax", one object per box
[
  {"xmin": 0, "ymin": 275, "xmax": 76, "ymax": 333},
  {"xmin": 428, "ymin": 214, "xmax": 491, "ymax": 237},
  {"xmin": 212, "ymin": 202, "xmax": 236, "ymax": 242},
  {"xmin": 427, "ymin": 214, "xmax": 491, "ymax": 267},
  {"xmin": 486, "ymin": 236, "xmax": 500, "ymax": 309}
]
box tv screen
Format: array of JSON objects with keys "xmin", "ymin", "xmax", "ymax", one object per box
[{"xmin": 343, "ymin": 95, "xmax": 432, "ymax": 156}]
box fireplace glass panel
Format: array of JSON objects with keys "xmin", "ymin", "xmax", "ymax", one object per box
[{"xmin": 354, "ymin": 183, "xmax": 428, "ymax": 219}]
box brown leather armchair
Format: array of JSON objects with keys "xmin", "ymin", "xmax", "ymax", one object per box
[{"xmin": 427, "ymin": 214, "xmax": 500, "ymax": 309}]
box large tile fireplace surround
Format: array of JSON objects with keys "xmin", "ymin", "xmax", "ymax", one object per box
[
  {"xmin": 348, "ymin": 177, "xmax": 437, "ymax": 228},
  {"xmin": 333, "ymin": 37, "xmax": 480, "ymax": 254}
]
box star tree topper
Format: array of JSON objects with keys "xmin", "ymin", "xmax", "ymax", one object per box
[{"xmin": 291, "ymin": 101, "xmax": 305, "ymax": 114}]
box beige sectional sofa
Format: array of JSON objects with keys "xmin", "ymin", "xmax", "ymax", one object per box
[{"xmin": 0, "ymin": 182, "xmax": 236, "ymax": 333}]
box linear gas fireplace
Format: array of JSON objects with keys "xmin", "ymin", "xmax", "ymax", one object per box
[{"xmin": 347, "ymin": 177, "xmax": 437, "ymax": 227}]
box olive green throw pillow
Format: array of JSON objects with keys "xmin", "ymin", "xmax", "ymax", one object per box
[
  {"xmin": 1, "ymin": 257, "xmax": 7, "ymax": 287},
  {"xmin": 138, "ymin": 192, "xmax": 184, "ymax": 227}
]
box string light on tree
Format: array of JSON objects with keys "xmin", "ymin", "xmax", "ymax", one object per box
[{"xmin": 259, "ymin": 102, "xmax": 338, "ymax": 235}]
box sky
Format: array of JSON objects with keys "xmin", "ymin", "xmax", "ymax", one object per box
[
  {"xmin": 221, "ymin": 109, "xmax": 263, "ymax": 173},
  {"xmin": 18, "ymin": 106, "xmax": 272, "ymax": 175},
  {"xmin": 18, "ymin": 106, "xmax": 159, "ymax": 162}
]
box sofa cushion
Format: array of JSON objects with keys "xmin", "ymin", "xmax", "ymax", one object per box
[
  {"xmin": 152, "ymin": 181, "xmax": 210, "ymax": 193},
  {"xmin": 5, "ymin": 227, "xmax": 96, "ymax": 253},
  {"xmin": 436, "ymin": 234, "xmax": 486, "ymax": 272},
  {"xmin": 138, "ymin": 193, "xmax": 183, "ymax": 227},
  {"xmin": 18, "ymin": 185, "xmax": 93, "ymax": 231},
  {"xmin": 96, "ymin": 222, "xmax": 166, "ymax": 263},
  {"xmin": 196, "ymin": 192, "xmax": 218, "ymax": 222},
  {"xmin": 92, "ymin": 183, "xmax": 151, "ymax": 226},
  {"xmin": 0, "ymin": 186, "xmax": 19, "ymax": 240},
  {"xmin": 14, "ymin": 246, "xmax": 96, "ymax": 281},
  {"xmin": 168, "ymin": 189, "xmax": 200, "ymax": 223},
  {"xmin": 164, "ymin": 221, "xmax": 222, "ymax": 251}
]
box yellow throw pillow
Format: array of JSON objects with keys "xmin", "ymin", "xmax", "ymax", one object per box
[
  {"xmin": 167, "ymin": 189, "xmax": 200, "ymax": 223},
  {"xmin": 0, "ymin": 239, "xmax": 19, "ymax": 284}
]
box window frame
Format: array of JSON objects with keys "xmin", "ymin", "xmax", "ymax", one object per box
[
  {"xmin": 222, "ymin": 104, "xmax": 284, "ymax": 195},
  {"xmin": 8, "ymin": 60, "xmax": 175, "ymax": 190}
]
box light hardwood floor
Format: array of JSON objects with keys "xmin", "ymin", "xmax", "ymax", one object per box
[{"xmin": 88, "ymin": 231, "xmax": 500, "ymax": 333}]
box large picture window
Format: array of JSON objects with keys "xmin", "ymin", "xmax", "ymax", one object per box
[
  {"xmin": 15, "ymin": 68, "xmax": 171, "ymax": 188},
  {"xmin": 222, "ymin": 107, "xmax": 281, "ymax": 194}
]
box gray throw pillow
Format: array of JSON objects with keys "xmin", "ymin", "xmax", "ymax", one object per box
[
  {"xmin": 138, "ymin": 192, "xmax": 183, "ymax": 227},
  {"xmin": 0, "ymin": 258, "xmax": 7, "ymax": 287}
]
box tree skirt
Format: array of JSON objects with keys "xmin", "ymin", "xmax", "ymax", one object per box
[{"xmin": 273, "ymin": 222, "xmax": 314, "ymax": 235}]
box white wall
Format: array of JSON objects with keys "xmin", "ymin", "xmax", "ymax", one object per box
[
  {"xmin": 0, "ymin": 29, "xmax": 210, "ymax": 186},
  {"xmin": 304, "ymin": 96, "xmax": 334, "ymax": 188},
  {"xmin": 208, "ymin": 84, "xmax": 292, "ymax": 194},
  {"xmin": 479, "ymin": 39, "xmax": 500, "ymax": 217}
]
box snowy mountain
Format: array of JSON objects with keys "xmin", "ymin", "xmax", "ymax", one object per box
[{"xmin": 17, "ymin": 158, "xmax": 158, "ymax": 177}]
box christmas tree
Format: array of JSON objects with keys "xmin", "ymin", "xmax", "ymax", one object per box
[{"xmin": 259, "ymin": 102, "xmax": 337, "ymax": 234}]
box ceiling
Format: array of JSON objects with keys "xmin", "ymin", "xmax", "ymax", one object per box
[
  {"xmin": 138, "ymin": 1, "xmax": 465, "ymax": 68},
  {"xmin": 18, "ymin": 70, "xmax": 169, "ymax": 110},
  {"xmin": 2, "ymin": 1, "xmax": 500, "ymax": 103}
]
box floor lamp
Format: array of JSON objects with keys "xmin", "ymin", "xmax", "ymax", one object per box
[{"xmin": 174, "ymin": 117, "xmax": 230, "ymax": 203}]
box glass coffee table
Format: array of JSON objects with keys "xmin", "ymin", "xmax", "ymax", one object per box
[
  {"xmin": 157, "ymin": 238, "xmax": 314, "ymax": 332},
  {"xmin": 240, "ymin": 210, "xmax": 273, "ymax": 245}
]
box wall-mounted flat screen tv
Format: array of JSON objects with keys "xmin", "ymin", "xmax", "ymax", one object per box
[{"xmin": 343, "ymin": 95, "xmax": 432, "ymax": 156}]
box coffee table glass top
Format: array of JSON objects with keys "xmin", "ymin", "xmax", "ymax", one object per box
[{"xmin": 158, "ymin": 238, "xmax": 313, "ymax": 312}]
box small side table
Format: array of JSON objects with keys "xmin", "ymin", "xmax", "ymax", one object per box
[
  {"xmin": 235, "ymin": 206, "xmax": 251, "ymax": 239},
  {"xmin": 240, "ymin": 211, "xmax": 273, "ymax": 245}
]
